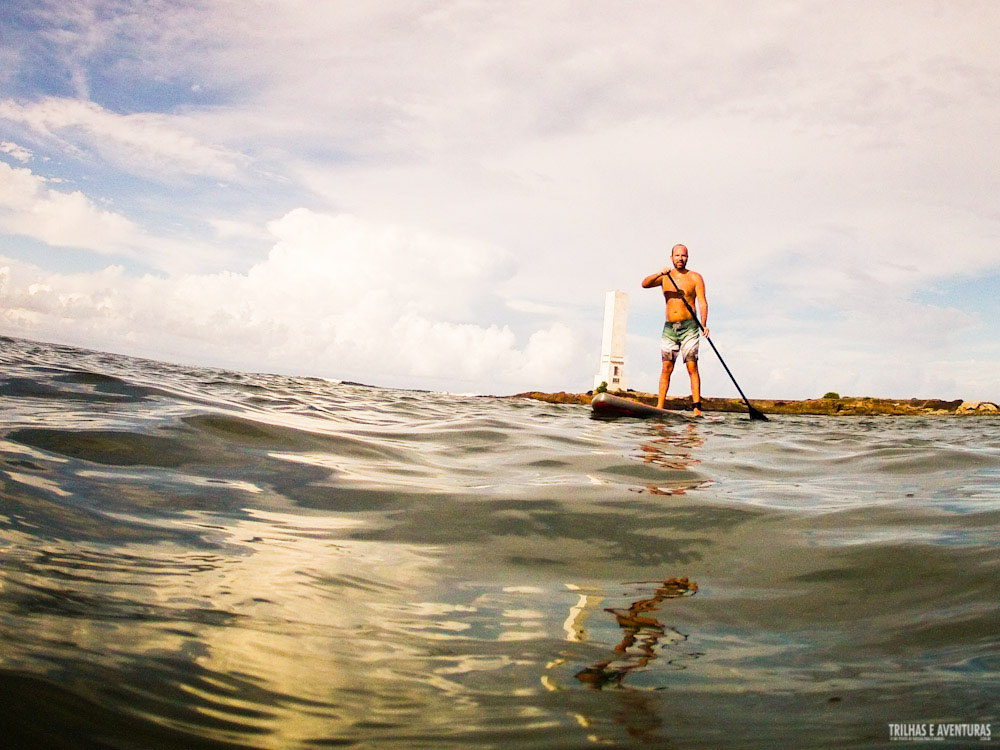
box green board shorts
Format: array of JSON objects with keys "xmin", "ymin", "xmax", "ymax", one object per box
[{"xmin": 661, "ymin": 318, "xmax": 700, "ymax": 363}]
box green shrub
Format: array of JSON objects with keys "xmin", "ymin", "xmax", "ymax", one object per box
[
  {"xmin": 595, "ymin": 381, "xmax": 608, "ymax": 394},
  {"xmin": 822, "ymin": 391, "xmax": 840, "ymax": 399}
]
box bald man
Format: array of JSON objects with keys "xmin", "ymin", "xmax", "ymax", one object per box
[{"xmin": 641, "ymin": 244, "xmax": 709, "ymax": 416}]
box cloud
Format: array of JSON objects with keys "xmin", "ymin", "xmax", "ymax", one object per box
[
  {"xmin": 0, "ymin": 160, "xmax": 140, "ymax": 252},
  {"xmin": 207, "ymin": 218, "xmax": 271, "ymax": 242},
  {"xmin": 0, "ymin": 209, "xmax": 585, "ymax": 393},
  {"xmin": 1, "ymin": 141, "xmax": 32, "ymax": 162},
  {"xmin": 0, "ymin": 97, "xmax": 244, "ymax": 179},
  {"xmin": 0, "ymin": 161, "xmax": 242, "ymax": 272}
]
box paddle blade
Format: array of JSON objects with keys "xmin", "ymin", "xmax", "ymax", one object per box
[{"xmin": 748, "ymin": 405, "xmax": 769, "ymax": 421}]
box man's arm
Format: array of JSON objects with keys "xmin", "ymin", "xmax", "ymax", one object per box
[
  {"xmin": 641, "ymin": 268, "xmax": 670, "ymax": 288},
  {"xmin": 694, "ymin": 273, "xmax": 709, "ymax": 336}
]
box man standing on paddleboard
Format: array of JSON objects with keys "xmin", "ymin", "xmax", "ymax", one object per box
[{"xmin": 641, "ymin": 244, "xmax": 709, "ymax": 416}]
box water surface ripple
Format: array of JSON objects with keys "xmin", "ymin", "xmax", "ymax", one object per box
[{"xmin": 1, "ymin": 336, "xmax": 998, "ymax": 749}]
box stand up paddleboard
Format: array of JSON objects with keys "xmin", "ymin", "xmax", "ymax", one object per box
[{"xmin": 591, "ymin": 392, "xmax": 694, "ymax": 420}]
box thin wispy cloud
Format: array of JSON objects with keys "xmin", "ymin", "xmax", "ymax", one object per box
[{"xmin": 0, "ymin": 98, "xmax": 244, "ymax": 179}]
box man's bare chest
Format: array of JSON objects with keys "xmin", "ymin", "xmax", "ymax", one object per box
[{"xmin": 662, "ymin": 274, "xmax": 696, "ymax": 297}]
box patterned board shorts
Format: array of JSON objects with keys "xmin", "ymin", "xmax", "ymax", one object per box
[{"xmin": 661, "ymin": 318, "xmax": 700, "ymax": 363}]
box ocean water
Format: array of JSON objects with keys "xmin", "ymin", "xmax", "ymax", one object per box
[{"xmin": 1, "ymin": 335, "xmax": 997, "ymax": 749}]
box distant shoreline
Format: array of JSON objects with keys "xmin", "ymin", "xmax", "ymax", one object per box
[{"xmin": 512, "ymin": 391, "xmax": 1000, "ymax": 416}]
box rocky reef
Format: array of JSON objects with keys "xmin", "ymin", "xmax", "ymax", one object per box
[{"xmin": 511, "ymin": 391, "xmax": 999, "ymax": 416}]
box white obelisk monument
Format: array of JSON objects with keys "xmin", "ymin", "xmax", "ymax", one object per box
[{"xmin": 594, "ymin": 290, "xmax": 628, "ymax": 391}]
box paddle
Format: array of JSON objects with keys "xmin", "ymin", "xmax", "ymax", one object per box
[{"xmin": 663, "ymin": 271, "xmax": 768, "ymax": 421}]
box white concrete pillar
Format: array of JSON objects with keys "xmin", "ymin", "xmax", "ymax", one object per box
[{"xmin": 594, "ymin": 290, "xmax": 628, "ymax": 391}]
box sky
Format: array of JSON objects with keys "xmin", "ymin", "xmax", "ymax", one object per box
[{"xmin": 0, "ymin": 0, "xmax": 998, "ymax": 399}]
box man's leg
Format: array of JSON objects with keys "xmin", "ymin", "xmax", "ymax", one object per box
[
  {"xmin": 657, "ymin": 360, "xmax": 674, "ymax": 409},
  {"xmin": 686, "ymin": 359, "xmax": 702, "ymax": 416}
]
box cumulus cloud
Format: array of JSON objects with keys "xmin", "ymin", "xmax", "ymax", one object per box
[
  {"xmin": 0, "ymin": 160, "xmax": 140, "ymax": 252},
  {"xmin": 0, "ymin": 210, "xmax": 585, "ymax": 393},
  {"xmin": 0, "ymin": 161, "xmax": 244, "ymax": 272},
  {"xmin": 0, "ymin": 97, "xmax": 244, "ymax": 179}
]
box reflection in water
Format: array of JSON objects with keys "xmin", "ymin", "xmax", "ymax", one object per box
[
  {"xmin": 576, "ymin": 577, "xmax": 699, "ymax": 690},
  {"xmin": 635, "ymin": 423, "xmax": 713, "ymax": 496},
  {"xmin": 544, "ymin": 578, "xmax": 701, "ymax": 745},
  {"xmin": 561, "ymin": 583, "xmax": 605, "ymax": 642}
]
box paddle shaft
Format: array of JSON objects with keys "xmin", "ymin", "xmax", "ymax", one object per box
[{"xmin": 662, "ymin": 270, "xmax": 767, "ymax": 420}]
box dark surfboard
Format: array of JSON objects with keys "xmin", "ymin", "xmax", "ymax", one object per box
[{"xmin": 590, "ymin": 392, "xmax": 693, "ymax": 420}]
